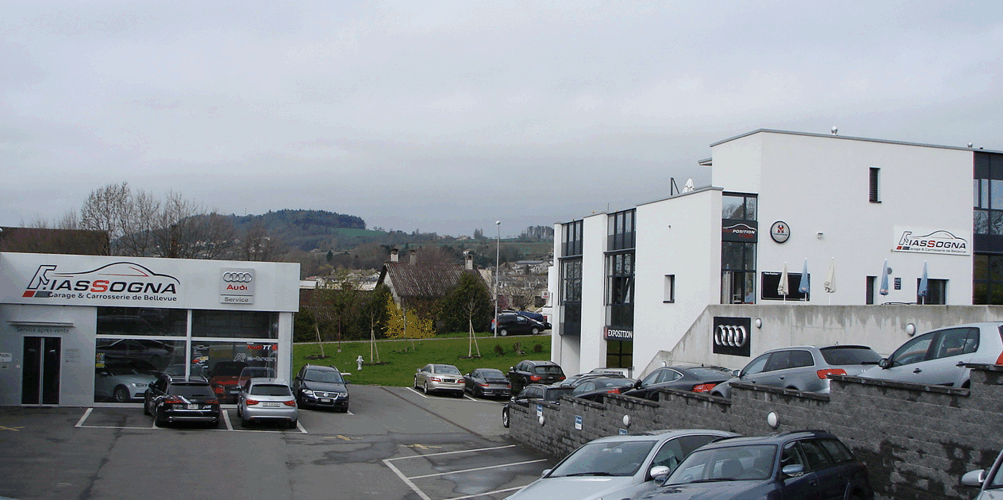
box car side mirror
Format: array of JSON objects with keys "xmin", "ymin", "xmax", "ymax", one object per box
[
  {"xmin": 634, "ymin": 380, "xmax": 642, "ymax": 389},
  {"xmin": 962, "ymin": 469, "xmax": 987, "ymax": 487},
  {"xmin": 649, "ymin": 465, "xmax": 671, "ymax": 482},
  {"xmin": 417, "ymin": 368, "xmax": 421, "ymax": 373},
  {"xmin": 782, "ymin": 464, "xmax": 805, "ymax": 477},
  {"xmin": 540, "ymin": 468, "xmax": 552, "ymax": 478},
  {"xmin": 878, "ymin": 358, "xmax": 890, "ymax": 369},
  {"xmin": 733, "ymin": 369, "xmax": 741, "ymax": 377},
  {"xmin": 509, "ymin": 367, "xmax": 514, "ymax": 372}
]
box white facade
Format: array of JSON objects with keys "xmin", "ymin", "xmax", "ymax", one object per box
[
  {"xmin": 552, "ymin": 129, "xmax": 989, "ymax": 377},
  {"xmin": 0, "ymin": 252, "xmax": 300, "ymax": 406}
]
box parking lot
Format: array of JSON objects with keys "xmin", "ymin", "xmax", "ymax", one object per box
[{"xmin": 0, "ymin": 385, "xmax": 557, "ymax": 500}]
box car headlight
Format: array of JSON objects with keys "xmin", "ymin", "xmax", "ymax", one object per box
[
  {"xmin": 130, "ymin": 383, "xmax": 147, "ymax": 388},
  {"xmin": 302, "ymin": 389, "xmax": 315, "ymax": 397}
]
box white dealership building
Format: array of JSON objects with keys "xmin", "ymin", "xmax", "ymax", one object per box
[
  {"xmin": 550, "ymin": 129, "xmax": 1003, "ymax": 377},
  {"xmin": 0, "ymin": 252, "xmax": 299, "ymax": 406}
]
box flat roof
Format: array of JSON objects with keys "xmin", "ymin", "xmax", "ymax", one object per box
[{"xmin": 709, "ymin": 128, "xmax": 1003, "ymax": 154}]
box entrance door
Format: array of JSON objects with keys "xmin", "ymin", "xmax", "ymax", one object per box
[{"xmin": 22, "ymin": 337, "xmax": 61, "ymax": 405}]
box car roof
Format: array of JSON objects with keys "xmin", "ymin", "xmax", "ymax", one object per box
[
  {"xmin": 524, "ymin": 360, "xmax": 559, "ymax": 366},
  {"xmin": 697, "ymin": 430, "xmax": 836, "ymax": 449},
  {"xmin": 589, "ymin": 429, "xmax": 736, "ymax": 444},
  {"xmin": 248, "ymin": 377, "xmax": 289, "ymax": 386},
  {"xmin": 304, "ymin": 364, "xmax": 340, "ymax": 372}
]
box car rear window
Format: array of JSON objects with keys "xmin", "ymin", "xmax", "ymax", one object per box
[
  {"xmin": 543, "ymin": 388, "xmax": 572, "ymax": 401},
  {"xmin": 172, "ymin": 384, "xmax": 215, "ymax": 398},
  {"xmin": 250, "ymin": 384, "xmax": 292, "ymax": 396},
  {"xmin": 820, "ymin": 346, "xmax": 882, "ymax": 366},
  {"xmin": 481, "ymin": 369, "xmax": 505, "ymax": 378},
  {"xmin": 535, "ymin": 365, "xmax": 563, "ymax": 375},
  {"xmin": 688, "ymin": 367, "xmax": 731, "ymax": 378}
]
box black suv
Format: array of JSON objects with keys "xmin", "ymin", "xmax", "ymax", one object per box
[
  {"xmin": 492, "ymin": 313, "xmax": 546, "ymax": 336},
  {"xmin": 292, "ymin": 364, "xmax": 350, "ymax": 412},
  {"xmin": 507, "ymin": 360, "xmax": 566, "ymax": 394},
  {"xmin": 501, "ymin": 383, "xmax": 573, "ymax": 428},
  {"xmin": 143, "ymin": 374, "xmax": 221, "ymax": 428},
  {"xmin": 639, "ymin": 430, "xmax": 873, "ymax": 500}
]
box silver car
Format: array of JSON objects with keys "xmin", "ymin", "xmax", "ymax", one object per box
[
  {"xmin": 506, "ymin": 429, "xmax": 737, "ymax": 500},
  {"xmin": 710, "ymin": 345, "xmax": 882, "ymax": 399},
  {"xmin": 859, "ymin": 322, "xmax": 1003, "ymax": 388},
  {"xmin": 95, "ymin": 361, "xmax": 158, "ymax": 402},
  {"xmin": 236, "ymin": 378, "xmax": 298, "ymax": 429},
  {"xmin": 962, "ymin": 447, "xmax": 1003, "ymax": 499},
  {"xmin": 414, "ymin": 364, "xmax": 465, "ymax": 397}
]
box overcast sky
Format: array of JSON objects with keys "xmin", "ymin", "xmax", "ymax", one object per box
[{"xmin": 4, "ymin": 1, "xmax": 1002, "ymax": 237}]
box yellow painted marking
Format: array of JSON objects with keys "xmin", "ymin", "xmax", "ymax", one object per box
[
  {"xmin": 324, "ymin": 434, "xmax": 354, "ymax": 441},
  {"xmin": 0, "ymin": 426, "xmax": 23, "ymax": 431},
  {"xmin": 407, "ymin": 443, "xmax": 441, "ymax": 450}
]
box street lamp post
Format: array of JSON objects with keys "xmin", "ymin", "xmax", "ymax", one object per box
[{"xmin": 494, "ymin": 221, "xmax": 500, "ymax": 338}]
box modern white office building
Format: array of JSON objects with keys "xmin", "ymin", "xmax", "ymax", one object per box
[
  {"xmin": 550, "ymin": 129, "xmax": 1003, "ymax": 376},
  {"xmin": 0, "ymin": 252, "xmax": 300, "ymax": 406}
]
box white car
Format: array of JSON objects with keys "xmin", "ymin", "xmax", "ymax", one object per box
[
  {"xmin": 859, "ymin": 322, "xmax": 1003, "ymax": 388},
  {"xmin": 505, "ymin": 429, "xmax": 736, "ymax": 500},
  {"xmin": 414, "ymin": 364, "xmax": 465, "ymax": 397},
  {"xmin": 237, "ymin": 378, "xmax": 298, "ymax": 429},
  {"xmin": 94, "ymin": 361, "xmax": 158, "ymax": 402},
  {"xmin": 962, "ymin": 447, "xmax": 1003, "ymax": 499}
]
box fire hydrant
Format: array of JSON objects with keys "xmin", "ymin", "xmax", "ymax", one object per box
[{"xmin": 357, "ymin": 355, "xmax": 364, "ymax": 371}]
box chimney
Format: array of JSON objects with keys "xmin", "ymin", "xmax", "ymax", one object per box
[
  {"xmin": 465, "ymin": 253, "xmax": 474, "ymax": 270},
  {"xmin": 390, "ymin": 248, "xmax": 399, "ymax": 263},
  {"xmin": 409, "ymin": 250, "xmax": 417, "ymax": 265}
]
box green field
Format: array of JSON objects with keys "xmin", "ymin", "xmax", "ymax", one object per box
[{"xmin": 292, "ymin": 335, "xmax": 552, "ymax": 387}]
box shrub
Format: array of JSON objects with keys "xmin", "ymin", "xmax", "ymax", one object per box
[
  {"xmin": 533, "ymin": 343, "xmax": 543, "ymax": 353},
  {"xmin": 494, "ymin": 344, "xmax": 505, "ymax": 356}
]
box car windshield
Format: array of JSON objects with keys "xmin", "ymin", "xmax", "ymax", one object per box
[
  {"xmin": 543, "ymin": 388, "xmax": 573, "ymax": 401},
  {"xmin": 250, "ymin": 384, "xmax": 292, "ymax": 396},
  {"xmin": 304, "ymin": 370, "xmax": 344, "ymax": 383},
  {"xmin": 820, "ymin": 347, "xmax": 882, "ymax": 365},
  {"xmin": 435, "ymin": 365, "xmax": 462, "ymax": 375},
  {"xmin": 171, "ymin": 384, "xmax": 215, "ymax": 398},
  {"xmin": 549, "ymin": 440, "xmax": 657, "ymax": 477},
  {"xmin": 666, "ymin": 445, "xmax": 776, "ymax": 484},
  {"xmin": 480, "ymin": 369, "xmax": 505, "ymax": 378},
  {"xmin": 535, "ymin": 366, "xmax": 563, "ymax": 375}
]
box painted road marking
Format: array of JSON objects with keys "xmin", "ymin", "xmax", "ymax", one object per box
[{"xmin": 384, "ymin": 444, "xmax": 544, "ymax": 500}]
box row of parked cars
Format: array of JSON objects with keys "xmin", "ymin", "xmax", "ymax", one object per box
[{"xmin": 143, "ymin": 364, "xmax": 351, "ymax": 429}]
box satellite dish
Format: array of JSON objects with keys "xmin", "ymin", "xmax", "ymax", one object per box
[
  {"xmin": 831, "ymin": 126, "xmax": 838, "ymax": 135},
  {"xmin": 682, "ymin": 178, "xmax": 695, "ymax": 193}
]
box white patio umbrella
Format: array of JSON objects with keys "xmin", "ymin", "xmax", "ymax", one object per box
[
  {"xmin": 778, "ymin": 262, "xmax": 789, "ymax": 301},
  {"xmin": 798, "ymin": 259, "xmax": 810, "ymax": 300},
  {"xmin": 879, "ymin": 259, "xmax": 890, "ymax": 296},
  {"xmin": 824, "ymin": 258, "xmax": 836, "ymax": 304}
]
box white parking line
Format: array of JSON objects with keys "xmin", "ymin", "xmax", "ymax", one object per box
[
  {"xmin": 74, "ymin": 408, "xmax": 92, "ymax": 428},
  {"xmin": 383, "ymin": 459, "xmax": 433, "ymax": 500},
  {"xmin": 222, "ymin": 409, "xmax": 233, "ymax": 430},
  {"xmin": 444, "ymin": 486, "xmax": 524, "ymax": 500},
  {"xmin": 407, "ymin": 387, "xmax": 429, "ymax": 399},
  {"xmin": 391, "ymin": 444, "xmax": 517, "ymax": 459},
  {"xmin": 384, "ymin": 444, "xmax": 542, "ymax": 500},
  {"xmin": 407, "ymin": 458, "xmax": 548, "ymax": 480}
]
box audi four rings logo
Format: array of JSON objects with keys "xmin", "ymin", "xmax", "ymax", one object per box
[
  {"xmin": 715, "ymin": 325, "xmax": 748, "ymax": 348},
  {"xmin": 223, "ymin": 272, "xmax": 253, "ymax": 283}
]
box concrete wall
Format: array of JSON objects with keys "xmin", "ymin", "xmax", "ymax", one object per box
[
  {"xmin": 644, "ymin": 304, "xmax": 1003, "ymax": 376},
  {"xmin": 508, "ymin": 365, "xmax": 1003, "ymax": 500}
]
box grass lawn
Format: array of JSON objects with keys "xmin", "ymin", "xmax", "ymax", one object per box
[{"xmin": 292, "ymin": 334, "xmax": 552, "ymax": 387}]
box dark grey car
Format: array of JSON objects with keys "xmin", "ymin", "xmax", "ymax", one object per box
[
  {"xmin": 710, "ymin": 345, "xmax": 881, "ymax": 399},
  {"xmin": 292, "ymin": 364, "xmax": 350, "ymax": 412}
]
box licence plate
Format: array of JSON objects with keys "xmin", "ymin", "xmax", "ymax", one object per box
[
  {"xmin": 186, "ymin": 404, "xmax": 198, "ymax": 410},
  {"xmin": 263, "ymin": 402, "xmax": 280, "ymax": 408},
  {"xmin": 320, "ymin": 398, "xmax": 331, "ymax": 403}
]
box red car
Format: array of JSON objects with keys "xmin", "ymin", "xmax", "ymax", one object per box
[{"xmin": 209, "ymin": 361, "xmax": 248, "ymax": 403}]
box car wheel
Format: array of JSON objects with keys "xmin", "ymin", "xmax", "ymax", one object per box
[
  {"xmin": 423, "ymin": 381, "xmax": 429, "ymax": 394},
  {"xmin": 288, "ymin": 419, "xmax": 298, "ymax": 429},
  {"xmin": 501, "ymin": 407, "xmax": 510, "ymax": 428},
  {"xmin": 531, "ymin": 327, "xmax": 540, "ymax": 335},
  {"xmin": 414, "ymin": 377, "xmax": 419, "ymax": 389},
  {"xmin": 500, "ymin": 329, "xmax": 508, "ymax": 336},
  {"xmin": 237, "ymin": 405, "xmax": 243, "ymax": 418},
  {"xmin": 143, "ymin": 400, "xmax": 151, "ymax": 416},
  {"xmin": 154, "ymin": 407, "xmax": 166, "ymax": 427},
  {"xmin": 240, "ymin": 417, "xmax": 250, "ymax": 428},
  {"xmin": 113, "ymin": 386, "xmax": 130, "ymax": 403}
]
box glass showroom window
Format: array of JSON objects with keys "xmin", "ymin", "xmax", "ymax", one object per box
[
  {"xmin": 192, "ymin": 310, "xmax": 278, "ymax": 339},
  {"xmin": 193, "ymin": 341, "xmax": 279, "ymax": 403},
  {"xmin": 606, "ymin": 340, "xmax": 633, "ymax": 369},
  {"xmin": 94, "ymin": 307, "xmax": 189, "ymax": 403},
  {"xmin": 560, "ymin": 219, "xmax": 584, "ymax": 337}
]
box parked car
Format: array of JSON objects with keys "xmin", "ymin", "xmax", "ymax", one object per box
[
  {"xmin": 625, "ymin": 365, "xmax": 734, "ymax": 401},
  {"xmin": 503, "ymin": 310, "xmax": 552, "ymax": 330},
  {"xmin": 962, "ymin": 446, "xmax": 1003, "ymax": 499},
  {"xmin": 237, "ymin": 366, "xmax": 276, "ymax": 391},
  {"xmin": 94, "ymin": 360, "xmax": 158, "ymax": 402},
  {"xmin": 710, "ymin": 345, "xmax": 882, "ymax": 399},
  {"xmin": 859, "ymin": 322, "xmax": 1003, "ymax": 388},
  {"xmin": 236, "ymin": 378, "xmax": 298, "ymax": 429},
  {"xmin": 463, "ymin": 368, "xmax": 512, "ymax": 398},
  {"xmin": 638, "ymin": 430, "xmax": 873, "ymax": 500},
  {"xmin": 96, "ymin": 338, "xmax": 173, "ymax": 368},
  {"xmin": 293, "ymin": 364, "xmax": 350, "ymax": 412},
  {"xmin": 569, "ymin": 376, "xmax": 638, "ymax": 402},
  {"xmin": 508, "ymin": 360, "xmax": 566, "ymax": 394},
  {"xmin": 208, "ymin": 361, "xmax": 249, "ymax": 403},
  {"xmin": 491, "ymin": 312, "xmax": 546, "ymax": 336},
  {"xmin": 143, "ymin": 374, "xmax": 221, "ymax": 428},
  {"xmin": 501, "ymin": 384, "xmax": 574, "ymax": 428},
  {"xmin": 507, "ymin": 429, "xmax": 737, "ymax": 500},
  {"xmin": 414, "ymin": 363, "xmax": 465, "ymax": 397},
  {"xmin": 558, "ymin": 368, "xmax": 628, "ymax": 388}
]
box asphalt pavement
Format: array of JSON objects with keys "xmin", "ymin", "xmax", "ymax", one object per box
[{"xmin": 0, "ymin": 385, "xmax": 556, "ymax": 500}]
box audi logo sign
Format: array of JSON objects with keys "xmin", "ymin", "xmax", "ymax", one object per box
[
  {"xmin": 219, "ymin": 268, "xmax": 255, "ymax": 304},
  {"xmin": 712, "ymin": 317, "xmax": 751, "ymax": 357},
  {"xmin": 223, "ymin": 272, "xmax": 254, "ymax": 283}
]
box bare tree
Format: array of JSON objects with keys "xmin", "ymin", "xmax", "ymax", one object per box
[
  {"xmin": 55, "ymin": 210, "xmax": 80, "ymax": 230},
  {"xmin": 80, "ymin": 182, "xmax": 131, "ymax": 254},
  {"xmin": 241, "ymin": 220, "xmax": 285, "ymax": 261},
  {"xmin": 154, "ymin": 192, "xmax": 236, "ymax": 259},
  {"xmin": 118, "ymin": 189, "xmax": 160, "ymax": 257}
]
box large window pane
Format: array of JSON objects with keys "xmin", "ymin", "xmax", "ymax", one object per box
[
  {"xmin": 722, "ymin": 196, "xmax": 744, "ymax": 219},
  {"xmin": 94, "ymin": 338, "xmax": 186, "ymax": 402},
  {"xmin": 993, "ymin": 180, "xmax": 1003, "ymax": 209},
  {"xmin": 745, "ymin": 197, "xmax": 757, "ymax": 220},
  {"xmin": 97, "ymin": 307, "xmax": 187, "ymax": 336},
  {"xmin": 192, "ymin": 341, "xmax": 279, "ymax": 402},
  {"xmin": 993, "ymin": 212, "xmax": 1003, "ymax": 235},
  {"xmin": 192, "ymin": 310, "xmax": 278, "ymax": 339},
  {"xmin": 975, "ymin": 210, "xmax": 989, "ymax": 235}
]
